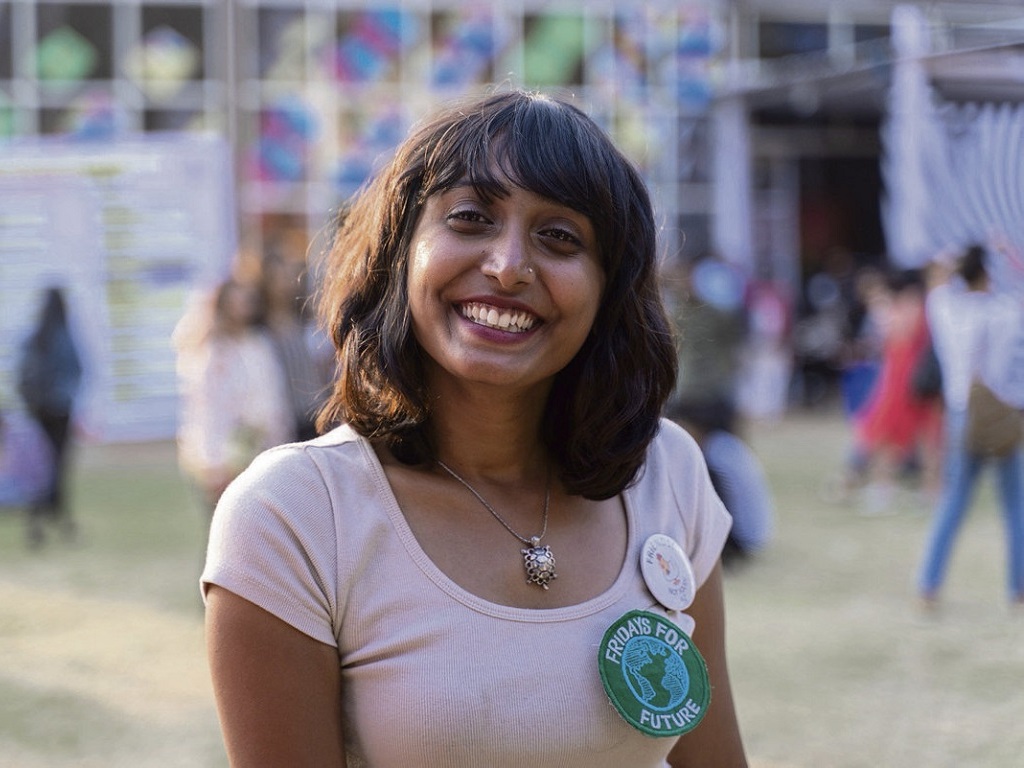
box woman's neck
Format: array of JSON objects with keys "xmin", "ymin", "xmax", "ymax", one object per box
[{"xmin": 427, "ymin": 383, "xmax": 550, "ymax": 485}]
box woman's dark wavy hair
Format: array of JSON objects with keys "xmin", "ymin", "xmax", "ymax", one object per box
[{"xmin": 316, "ymin": 89, "xmax": 677, "ymax": 499}]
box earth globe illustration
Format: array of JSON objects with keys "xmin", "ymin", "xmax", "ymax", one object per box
[{"xmin": 621, "ymin": 636, "xmax": 690, "ymax": 710}]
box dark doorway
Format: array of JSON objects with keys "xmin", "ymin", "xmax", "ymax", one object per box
[{"xmin": 792, "ymin": 154, "xmax": 886, "ymax": 408}]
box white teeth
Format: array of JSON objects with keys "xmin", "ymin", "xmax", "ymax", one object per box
[{"xmin": 460, "ymin": 302, "xmax": 537, "ymax": 333}]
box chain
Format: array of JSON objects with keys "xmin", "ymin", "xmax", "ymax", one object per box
[{"xmin": 436, "ymin": 460, "xmax": 549, "ymax": 545}]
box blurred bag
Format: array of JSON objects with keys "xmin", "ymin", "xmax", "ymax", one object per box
[
  {"xmin": 911, "ymin": 341, "xmax": 942, "ymax": 401},
  {"xmin": 964, "ymin": 379, "xmax": 1022, "ymax": 457}
]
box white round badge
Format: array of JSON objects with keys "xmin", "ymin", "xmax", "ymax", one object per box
[{"xmin": 641, "ymin": 534, "xmax": 696, "ymax": 611}]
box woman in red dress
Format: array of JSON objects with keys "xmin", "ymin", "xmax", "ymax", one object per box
[{"xmin": 854, "ymin": 269, "xmax": 944, "ymax": 513}]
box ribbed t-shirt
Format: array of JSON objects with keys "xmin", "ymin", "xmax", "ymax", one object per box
[{"xmin": 202, "ymin": 418, "xmax": 731, "ymax": 767}]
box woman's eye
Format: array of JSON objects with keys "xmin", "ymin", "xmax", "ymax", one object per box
[
  {"xmin": 446, "ymin": 209, "xmax": 488, "ymax": 225},
  {"xmin": 542, "ymin": 227, "xmax": 582, "ymax": 246}
]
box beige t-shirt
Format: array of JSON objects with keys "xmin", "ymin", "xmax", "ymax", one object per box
[{"xmin": 202, "ymin": 418, "xmax": 731, "ymax": 767}]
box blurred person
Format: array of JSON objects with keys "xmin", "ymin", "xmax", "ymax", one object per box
[
  {"xmin": 202, "ymin": 90, "xmax": 746, "ymax": 767},
  {"xmin": 917, "ymin": 244, "xmax": 1024, "ymax": 610},
  {"xmin": 852, "ymin": 269, "xmax": 943, "ymax": 514},
  {"xmin": 0, "ymin": 407, "xmax": 54, "ymax": 511},
  {"xmin": 735, "ymin": 275, "xmax": 792, "ymax": 422},
  {"xmin": 666, "ymin": 252, "xmax": 748, "ymax": 435},
  {"xmin": 820, "ymin": 265, "xmax": 888, "ymax": 503},
  {"xmin": 840, "ymin": 265, "xmax": 888, "ymax": 422},
  {"xmin": 791, "ymin": 247, "xmax": 859, "ymax": 408},
  {"xmin": 173, "ymin": 276, "xmax": 292, "ymax": 514},
  {"xmin": 16, "ymin": 286, "xmax": 83, "ymax": 547},
  {"xmin": 666, "ymin": 254, "xmax": 769, "ymax": 562},
  {"xmin": 672, "ymin": 405, "xmax": 774, "ymax": 568},
  {"xmin": 260, "ymin": 247, "xmax": 332, "ymax": 441}
]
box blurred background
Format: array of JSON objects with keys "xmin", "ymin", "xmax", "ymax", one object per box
[
  {"xmin": 1, "ymin": 0, "xmax": 1023, "ymax": 443},
  {"xmin": 3, "ymin": 3, "xmax": 1024, "ymax": 766}
]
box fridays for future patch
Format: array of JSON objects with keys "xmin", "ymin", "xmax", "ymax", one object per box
[{"xmin": 598, "ymin": 609, "xmax": 710, "ymax": 737}]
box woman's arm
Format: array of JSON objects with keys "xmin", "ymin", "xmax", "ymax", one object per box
[
  {"xmin": 666, "ymin": 562, "xmax": 747, "ymax": 768},
  {"xmin": 206, "ymin": 585, "xmax": 346, "ymax": 767}
]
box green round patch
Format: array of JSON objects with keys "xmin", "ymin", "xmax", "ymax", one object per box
[{"xmin": 598, "ymin": 609, "xmax": 710, "ymax": 737}]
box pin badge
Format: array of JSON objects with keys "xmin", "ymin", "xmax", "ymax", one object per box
[
  {"xmin": 641, "ymin": 534, "xmax": 696, "ymax": 612},
  {"xmin": 598, "ymin": 609, "xmax": 710, "ymax": 737}
]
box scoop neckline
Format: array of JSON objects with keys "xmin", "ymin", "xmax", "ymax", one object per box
[{"xmin": 354, "ymin": 433, "xmax": 636, "ymax": 622}]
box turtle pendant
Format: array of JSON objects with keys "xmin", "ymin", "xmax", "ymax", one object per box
[{"xmin": 522, "ymin": 537, "xmax": 557, "ymax": 589}]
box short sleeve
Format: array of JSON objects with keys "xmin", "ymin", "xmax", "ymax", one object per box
[
  {"xmin": 648, "ymin": 419, "xmax": 733, "ymax": 590},
  {"xmin": 201, "ymin": 444, "xmax": 341, "ymax": 647},
  {"xmin": 685, "ymin": 461, "xmax": 732, "ymax": 591}
]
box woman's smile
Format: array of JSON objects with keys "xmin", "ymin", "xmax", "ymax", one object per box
[{"xmin": 457, "ymin": 301, "xmax": 540, "ymax": 334}]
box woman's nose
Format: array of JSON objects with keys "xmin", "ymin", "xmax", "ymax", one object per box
[{"xmin": 481, "ymin": 230, "xmax": 535, "ymax": 288}]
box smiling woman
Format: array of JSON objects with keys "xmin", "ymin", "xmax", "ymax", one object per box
[
  {"xmin": 316, "ymin": 89, "xmax": 672, "ymax": 497},
  {"xmin": 201, "ymin": 89, "xmax": 748, "ymax": 768}
]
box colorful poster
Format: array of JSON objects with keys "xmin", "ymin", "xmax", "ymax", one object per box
[{"xmin": 0, "ymin": 135, "xmax": 235, "ymax": 442}]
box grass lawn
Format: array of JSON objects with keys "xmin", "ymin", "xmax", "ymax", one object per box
[
  {"xmin": 0, "ymin": 408, "xmax": 1021, "ymax": 766},
  {"xmin": 733, "ymin": 410, "xmax": 1024, "ymax": 768},
  {"xmin": 0, "ymin": 442, "xmax": 224, "ymax": 768}
]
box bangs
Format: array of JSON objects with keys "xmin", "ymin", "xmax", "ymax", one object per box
[{"xmin": 417, "ymin": 94, "xmax": 613, "ymax": 224}]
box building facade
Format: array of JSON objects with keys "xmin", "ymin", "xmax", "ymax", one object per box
[{"xmin": 2, "ymin": 0, "xmax": 1022, "ymax": 437}]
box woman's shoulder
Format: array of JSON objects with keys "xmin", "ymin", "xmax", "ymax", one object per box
[
  {"xmin": 210, "ymin": 425, "xmax": 379, "ymax": 574},
  {"xmin": 226, "ymin": 425, "xmax": 371, "ymax": 499},
  {"xmin": 633, "ymin": 418, "xmax": 709, "ymax": 495},
  {"xmin": 648, "ymin": 417, "xmax": 702, "ymax": 460}
]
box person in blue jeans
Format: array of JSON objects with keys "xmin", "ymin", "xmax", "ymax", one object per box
[{"xmin": 917, "ymin": 245, "xmax": 1024, "ymax": 609}]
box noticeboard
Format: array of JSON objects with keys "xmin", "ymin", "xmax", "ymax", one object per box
[{"xmin": 0, "ymin": 134, "xmax": 235, "ymax": 442}]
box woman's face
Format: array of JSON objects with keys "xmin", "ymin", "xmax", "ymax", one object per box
[
  {"xmin": 406, "ymin": 180, "xmax": 605, "ymax": 394},
  {"xmin": 220, "ymin": 282, "xmax": 260, "ymax": 331}
]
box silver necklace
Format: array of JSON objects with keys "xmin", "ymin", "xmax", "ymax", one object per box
[{"xmin": 436, "ymin": 460, "xmax": 557, "ymax": 590}]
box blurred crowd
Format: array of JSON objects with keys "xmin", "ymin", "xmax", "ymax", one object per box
[
  {"xmin": 3, "ymin": 231, "xmax": 1023, "ymax": 610},
  {"xmin": 659, "ymin": 235, "xmax": 1024, "ymax": 608},
  {"xmin": 0, "ymin": 235, "xmax": 336, "ymax": 547},
  {"xmin": 796, "ymin": 239, "xmax": 1024, "ymax": 608},
  {"xmin": 171, "ymin": 241, "xmax": 335, "ymax": 516}
]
